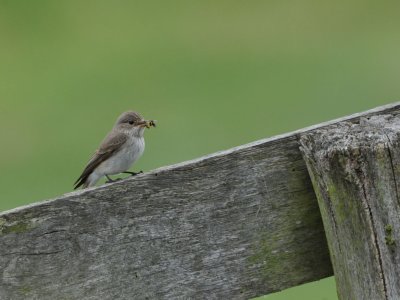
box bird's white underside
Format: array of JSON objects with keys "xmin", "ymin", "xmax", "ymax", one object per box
[{"xmin": 87, "ymin": 132, "xmax": 145, "ymax": 187}]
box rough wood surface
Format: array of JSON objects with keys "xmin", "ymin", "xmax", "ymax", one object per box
[
  {"xmin": 0, "ymin": 102, "xmax": 399, "ymax": 299},
  {"xmin": 300, "ymin": 114, "xmax": 400, "ymax": 300}
]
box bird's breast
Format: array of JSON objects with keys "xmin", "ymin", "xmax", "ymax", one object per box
[
  {"xmin": 98, "ymin": 136, "xmax": 145, "ymax": 175},
  {"xmin": 125, "ymin": 136, "xmax": 145, "ymax": 164}
]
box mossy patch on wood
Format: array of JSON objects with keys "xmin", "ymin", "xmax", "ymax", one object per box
[
  {"xmin": 0, "ymin": 217, "xmax": 34, "ymax": 235},
  {"xmin": 385, "ymin": 224, "xmax": 395, "ymax": 246}
]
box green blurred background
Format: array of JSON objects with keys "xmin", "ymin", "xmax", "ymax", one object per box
[{"xmin": 1, "ymin": 1, "xmax": 400, "ymax": 299}]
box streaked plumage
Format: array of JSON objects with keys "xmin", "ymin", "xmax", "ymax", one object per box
[{"xmin": 74, "ymin": 111, "xmax": 150, "ymax": 189}]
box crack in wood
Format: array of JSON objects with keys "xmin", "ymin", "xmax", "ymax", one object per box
[
  {"xmin": 385, "ymin": 135, "xmax": 400, "ymax": 208},
  {"xmin": 359, "ymin": 178, "xmax": 388, "ymax": 300}
]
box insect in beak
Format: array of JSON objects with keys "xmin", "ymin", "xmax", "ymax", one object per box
[{"xmin": 143, "ymin": 120, "xmax": 157, "ymax": 128}]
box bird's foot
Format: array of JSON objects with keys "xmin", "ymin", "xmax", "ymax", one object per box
[
  {"xmin": 123, "ymin": 171, "xmax": 143, "ymax": 176},
  {"xmin": 105, "ymin": 175, "xmax": 122, "ymax": 184}
]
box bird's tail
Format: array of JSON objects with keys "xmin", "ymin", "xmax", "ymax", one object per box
[
  {"xmin": 74, "ymin": 175, "xmax": 89, "ymax": 190},
  {"xmin": 74, "ymin": 172, "xmax": 101, "ymax": 189}
]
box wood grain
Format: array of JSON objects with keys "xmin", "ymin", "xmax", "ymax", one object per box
[
  {"xmin": 300, "ymin": 114, "xmax": 400, "ymax": 300},
  {"xmin": 1, "ymin": 102, "xmax": 400, "ymax": 299}
]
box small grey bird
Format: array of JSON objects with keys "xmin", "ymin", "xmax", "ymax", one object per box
[{"xmin": 74, "ymin": 111, "xmax": 155, "ymax": 189}]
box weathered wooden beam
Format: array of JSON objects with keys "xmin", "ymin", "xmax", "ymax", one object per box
[
  {"xmin": 0, "ymin": 102, "xmax": 399, "ymax": 299},
  {"xmin": 300, "ymin": 114, "xmax": 400, "ymax": 299}
]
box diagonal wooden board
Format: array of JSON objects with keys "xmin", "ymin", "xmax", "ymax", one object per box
[{"xmin": 1, "ymin": 102, "xmax": 399, "ymax": 299}]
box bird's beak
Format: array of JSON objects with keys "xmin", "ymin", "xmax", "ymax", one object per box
[
  {"xmin": 136, "ymin": 120, "xmax": 148, "ymax": 128},
  {"xmin": 137, "ymin": 120, "xmax": 156, "ymax": 128}
]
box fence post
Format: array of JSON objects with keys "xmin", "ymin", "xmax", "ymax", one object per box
[{"xmin": 300, "ymin": 115, "xmax": 400, "ymax": 299}]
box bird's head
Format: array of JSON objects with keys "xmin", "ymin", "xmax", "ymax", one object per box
[{"xmin": 115, "ymin": 111, "xmax": 155, "ymax": 136}]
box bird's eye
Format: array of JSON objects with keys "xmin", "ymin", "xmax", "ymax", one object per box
[{"xmin": 129, "ymin": 121, "xmax": 134, "ymax": 125}]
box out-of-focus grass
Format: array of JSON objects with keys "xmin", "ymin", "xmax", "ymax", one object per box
[
  {"xmin": 1, "ymin": 1, "xmax": 400, "ymax": 299},
  {"xmin": 256, "ymin": 277, "xmax": 337, "ymax": 300}
]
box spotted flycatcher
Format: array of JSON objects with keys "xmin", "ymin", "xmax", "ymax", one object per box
[{"xmin": 74, "ymin": 111, "xmax": 155, "ymax": 189}]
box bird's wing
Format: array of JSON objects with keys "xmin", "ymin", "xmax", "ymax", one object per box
[{"xmin": 74, "ymin": 131, "xmax": 128, "ymax": 189}]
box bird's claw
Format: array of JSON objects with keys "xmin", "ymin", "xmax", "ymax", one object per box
[
  {"xmin": 106, "ymin": 171, "xmax": 143, "ymax": 184},
  {"xmin": 123, "ymin": 171, "xmax": 143, "ymax": 176},
  {"xmin": 105, "ymin": 177, "xmax": 122, "ymax": 184}
]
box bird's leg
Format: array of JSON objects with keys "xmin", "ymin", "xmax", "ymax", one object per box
[
  {"xmin": 123, "ymin": 171, "xmax": 143, "ymax": 176},
  {"xmin": 105, "ymin": 175, "xmax": 114, "ymax": 183},
  {"xmin": 105, "ymin": 175, "xmax": 122, "ymax": 183},
  {"xmin": 105, "ymin": 171, "xmax": 142, "ymax": 184}
]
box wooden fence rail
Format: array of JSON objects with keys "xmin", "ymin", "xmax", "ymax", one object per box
[{"xmin": 1, "ymin": 102, "xmax": 399, "ymax": 299}]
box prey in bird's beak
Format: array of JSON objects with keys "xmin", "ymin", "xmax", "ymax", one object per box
[
  {"xmin": 147, "ymin": 120, "xmax": 156, "ymax": 128},
  {"xmin": 137, "ymin": 120, "xmax": 157, "ymax": 128}
]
